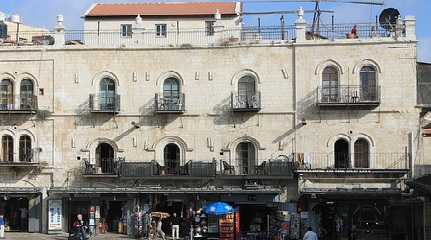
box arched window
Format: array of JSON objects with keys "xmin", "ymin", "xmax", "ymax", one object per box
[
  {"xmin": 164, "ymin": 143, "xmax": 180, "ymax": 175},
  {"xmin": 1, "ymin": 135, "xmax": 13, "ymax": 162},
  {"xmin": 162, "ymin": 78, "xmax": 181, "ymax": 111},
  {"xmin": 360, "ymin": 66, "xmax": 377, "ymax": 101},
  {"xmin": 334, "ymin": 139, "xmax": 349, "ymax": 168},
  {"xmin": 99, "ymin": 78, "xmax": 116, "ymax": 111},
  {"xmin": 95, "ymin": 143, "xmax": 115, "ymax": 174},
  {"xmin": 322, "ymin": 66, "xmax": 339, "ymax": 103},
  {"xmin": 236, "ymin": 142, "xmax": 256, "ymax": 175},
  {"xmin": 238, "ymin": 76, "xmax": 256, "ymax": 107},
  {"xmin": 19, "ymin": 135, "xmax": 32, "ymax": 162},
  {"xmin": 20, "ymin": 79, "xmax": 34, "ymax": 110},
  {"xmin": 354, "ymin": 138, "xmax": 370, "ymax": 168},
  {"xmin": 0, "ymin": 79, "xmax": 14, "ymax": 110}
]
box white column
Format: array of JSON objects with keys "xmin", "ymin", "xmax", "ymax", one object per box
[
  {"xmin": 54, "ymin": 15, "xmax": 65, "ymax": 47},
  {"xmin": 404, "ymin": 15, "xmax": 416, "ymax": 41},
  {"xmin": 295, "ymin": 7, "xmax": 307, "ymax": 42}
]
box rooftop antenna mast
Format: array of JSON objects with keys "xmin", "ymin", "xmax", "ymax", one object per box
[{"xmin": 242, "ymin": 0, "xmax": 385, "ymax": 35}]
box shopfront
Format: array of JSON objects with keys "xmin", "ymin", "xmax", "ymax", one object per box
[{"xmin": 0, "ymin": 188, "xmax": 42, "ymax": 233}]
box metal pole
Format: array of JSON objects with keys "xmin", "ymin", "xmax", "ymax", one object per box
[
  {"xmin": 258, "ymin": 17, "xmax": 261, "ymax": 34},
  {"xmin": 15, "ymin": 23, "xmax": 19, "ymax": 46},
  {"xmin": 331, "ymin": 15, "xmax": 334, "ymax": 41},
  {"xmin": 280, "ymin": 15, "xmax": 285, "ymax": 40}
]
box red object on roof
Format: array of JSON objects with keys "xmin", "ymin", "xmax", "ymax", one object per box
[{"xmin": 85, "ymin": 2, "xmax": 240, "ymax": 17}]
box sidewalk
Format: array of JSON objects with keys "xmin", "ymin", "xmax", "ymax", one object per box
[{"xmin": 2, "ymin": 232, "xmax": 133, "ymax": 240}]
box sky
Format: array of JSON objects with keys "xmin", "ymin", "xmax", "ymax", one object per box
[{"xmin": 0, "ymin": 0, "xmax": 430, "ymax": 62}]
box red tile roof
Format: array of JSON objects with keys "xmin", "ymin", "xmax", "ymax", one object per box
[{"xmin": 85, "ymin": 2, "xmax": 240, "ymax": 17}]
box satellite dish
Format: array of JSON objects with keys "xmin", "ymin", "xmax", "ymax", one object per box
[{"xmin": 379, "ymin": 8, "xmax": 400, "ymax": 31}]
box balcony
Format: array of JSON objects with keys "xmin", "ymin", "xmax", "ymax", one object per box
[
  {"xmin": 231, "ymin": 92, "xmax": 261, "ymax": 112},
  {"xmin": 119, "ymin": 160, "xmax": 216, "ymax": 178},
  {"xmin": 219, "ymin": 159, "xmax": 294, "ymax": 179},
  {"xmin": 295, "ymin": 152, "xmax": 409, "ymax": 178},
  {"xmin": 0, "ymin": 95, "xmax": 38, "ymax": 114},
  {"xmin": 89, "ymin": 94, "xmax": 120, "ymax": 113},
  {"xmin": 154, "ymin": 93, "xmax": 185, "ymax": 114},
  {"xmin": 316, "ymin": 85, "xmax": 380, "ymax": 108},
  {"xmin": 82, "ymin": 159, "xmax": 120, "ymax": 177},
  {"xmin": 0, "ymin": 151, "xmax": 40, "ymax": 168}
]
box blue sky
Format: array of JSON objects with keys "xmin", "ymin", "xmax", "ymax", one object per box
[{"xmin": 1, "ymin": 0, "xmax": 430, "ymax": 62}]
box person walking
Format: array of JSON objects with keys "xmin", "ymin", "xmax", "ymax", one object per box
[
  {"xmin": 0, "ymin": 214, "xmax": 5, "ymax": 239},
  {"xmin": 156, "ymin": 218, "xmax": 166, "ymax": 240},
  {"xmin": 170, "ymin": 213, "xmax": 180, "ymax": 240},
  {"xmin": 303, "ymin": 226, "xmax": 318, "ymax": 240}
]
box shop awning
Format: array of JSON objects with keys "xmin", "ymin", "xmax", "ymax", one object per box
[
  {"xmin": 0, "ymin": 187, "xmax": 42, "ymax": 194},
  {"xmin": 301, "ymin": 187, "xmax": 403, "ymax": 196},
  {"xmin": 48, "ymin": 187, "xmax": 282, "ymax": 195}
]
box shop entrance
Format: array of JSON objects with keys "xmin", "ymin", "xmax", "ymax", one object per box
[
  {"xmin": 0, "ymin": 197, "xmax": 29, "ymax": 232},
  {"xmin": 69, "ymin": 201, "xmax": 90, "ymax": 232},
  {"xmin": 106, "ymin": 201, "xmax": 124, "ymax": 233},
  {"xmin": 239, "ymin": 205, "xmax": 270, "ymax": 237}
]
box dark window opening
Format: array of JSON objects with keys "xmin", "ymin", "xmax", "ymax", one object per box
[
  {"xmin": 206, "ymin": 21, "xmax": 215, "ymax": 36},
  {"xmin": 2, "ymin": 135, "xmax": 13, "ymax": 162},
  {"xmin": 95, "ymin": 143, "xmax": 115, "ymax": 174},
  {"xmin": 156, "ymin": 24, "xmax": 167, "ymax": 37},
  {"xmin": 238, "ymin": 76, "xmax": 257, "ymax": 108},
  {"xmin": 121, "ymin": 24, "xmax": 132, "ymax": 37},
  {"xmin": 354, "ymin": 138, "xmax": 370, "ymax": 168},
  {"xmin": 99, "ymin": 78, "xmax": 116, "ymax": 111},
  {"xmin": 236, "ymin": 142, "xmax": 256, "ymax": 175},
  {"xmin": 322, "ymin": 66, "xmax": 339, "ymax": 102},
  {"xmin": 164, "ymin": 143, "xmax": 180, "ymax": 175},
  {"xmin": 360, "ymin": 66, "xmax": 377, "ymax": 101},
  {"xmin": 334, "ymin": 139, "xmax": 350, "ymax": 168},
  {"xmin": 20, "ymin": 79, "xmax": 34, "ymax": 110},
  {"xmin": 19, "ymin": 135, "xmax": 32, "ymax": 162},
  {"xmin": 0, "ymin": 79, "xmax": 14, "ymax": 110}
]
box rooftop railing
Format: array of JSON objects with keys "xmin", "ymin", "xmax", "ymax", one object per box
[{"xmin": 0, "ymin": 22, "xmax": 409, "ymax": 49}]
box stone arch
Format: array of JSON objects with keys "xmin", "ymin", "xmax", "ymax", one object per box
[
  {"xmin": 87, "ymin": 138, "xmax": 119, "ymax": 164},
  {"xmin": 326, "ymin": 134, "xmax": 351, "ymax": 149},
  {"xmin": 17, "ymin": 72, "xmax": 40, "ymax": 91},
  {"xmin": 154, "ymin": 136, "xmax": 190, "ymax": 166},
  {"xmin": 231, "ymin": 69, "xmax": 261, "ymax": 92},
  {"xmin": 353, "ymin": 59, "xmax": 382, "ymax": 74},
  {"xmin": 315, "ymin": 59, "xmax": 344, "ymax": 76},
  {"xmin": 156, "ymin": 71, "xmax": 185, "ymax": 93},
  {"xmin": 352, "ymin": 133, "xmax": 375, "ymax": 147},
  {"xmin": 91, "ymin": 71, "xmax": 121, "ymax": 93},
  {"xmin": 227, "ymin": 136, "xmax": 262, "ymax": 172},
  {"xmin": 0, "ymin": 129, "xmax": 16, "ymax": 137},
  {"xmin": 17, "ymin": 129, "xmax": 37, "ymax": 146}
]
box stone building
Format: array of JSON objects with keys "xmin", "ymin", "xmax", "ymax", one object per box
[{"xmin": 0, "ymin": 2, "xmax": 421, "ymax": 239}]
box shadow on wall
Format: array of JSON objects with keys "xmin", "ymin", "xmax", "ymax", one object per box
[
  {"xmin": 74, "ymin": 99, "xmax": 116, "ymax": 127},
  {"xmin": 212, "ymin": 96, "xmax": 255, "ymax": 126},
  {"xmin": 297, "ymin": 89, "xmax": 374, "ymax": 122}
]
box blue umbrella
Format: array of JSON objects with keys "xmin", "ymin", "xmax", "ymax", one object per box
[{"xmin": 204, "ymin": 202, "xmax": 233, "ymax": 216}]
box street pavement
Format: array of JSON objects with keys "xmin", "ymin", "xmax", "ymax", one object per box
[{"xmin": 2, "ymin": 232, "xmax": 134, "ymax": 240}]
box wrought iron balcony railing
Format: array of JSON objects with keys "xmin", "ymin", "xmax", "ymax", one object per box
[
  {"xmin": 316, "ymin": 85, "xmax": 380, "ymax": 107},
  {"xmin": 155, "ymin": 93, "xmax": 185, "ymax": 113},
  {"xmin": 294, "ymin": 152, "xmax": 408, "ymax": 171},
  {"xmin": 231, "ymin": 92, "xmax": 261, "ymax": 112},
  {"xmin": 89, "ymin": 93, "xmax": 120, "ymax": 113},
  {"xmin": 0, "ymin": 94, "xmax": 38, "ymax": 113},
  {"xmin": 219, "ymin": 159, "xmax": 294, "ymax": 178},
  {"xmin": 119, "ymin": 160, "xmax": 216, "ymax": 178},
  {"xmin": 82, "ymin": 158, "xmax": 120, "ymax": 176},
  {"xmin": 0, "ymin": 149, "xmax": 40, "ymax": 166}
]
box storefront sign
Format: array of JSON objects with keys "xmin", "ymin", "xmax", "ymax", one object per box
[{"xmin": 48, "ymin": 200, "xmax": 62, "ymax": 231}]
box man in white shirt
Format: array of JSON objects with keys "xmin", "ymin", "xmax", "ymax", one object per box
[{"xmin": 303, "ymin": 226, "xmax": 318, "ymax": 240}]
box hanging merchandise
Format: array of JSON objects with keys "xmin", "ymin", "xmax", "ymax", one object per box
[{"xmin": 219, "ymin": 213, "xmax": 235, "ymax": 240}]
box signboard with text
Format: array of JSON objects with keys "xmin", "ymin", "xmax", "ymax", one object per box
[{"xmin": 48, "ymin": 200, "xmax": 62, "ymax": 231}]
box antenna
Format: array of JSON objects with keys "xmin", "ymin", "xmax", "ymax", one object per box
[{"xmin": 239, "ymin": 0, "xmax": 385, "ymax": 35}]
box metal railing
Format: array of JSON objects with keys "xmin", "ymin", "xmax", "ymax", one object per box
[
  {"xmin": 0, "ymin": 95, "xmax": 38, "ymax": 111},
  {"xmin": 119, "ymin": 160, "xmax": 216, "ymax": 178},
  {"xmin": 295, "ymin": 152, "xmax": 408, "ymax": 170},
  {"xmin": 307, "ymin": 23, "xmax": 399, "ymax": 40},
  {"xmin": 82, "ymin": 159, "xmax": 119, "ymax": 175},
  {"xmin": 89, "ymin": 93, "xmax": 120, "ymax": 113},
  {"xmin": 155, "ymin": 93, "xmax": 185, "ymax": 113},
  {"xmin": 64, "ymin": 26, "xmax": 295, "ymax": 48},
  {"xmin": 219, "ymin": 159, "xmax": 294, "ymax": 177},
  {"xmin": 317, "ymin": 85, "xmax": 380, "ymax": 106},
  {"xmin": 0, "ymin": 149, "xmax": 40, "ymax": 165},
  {"xmin": 231, "ymin": 92, "xmax": 261, "ymax": 111},
  {"xmin": 0, "ymin": 31, "xmax": 55, "ymax": 46}
]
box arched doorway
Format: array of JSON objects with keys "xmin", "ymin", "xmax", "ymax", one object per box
[
  {"xmin": 0, "ymin": 79, "xmax": 14, "ymax": 110},
  {"xmin": 236, "ymin": 142, "xmax": 256, "ymax": 175},
  {"xmin": 99, "ymin": 78, "xmax": 116, "ymax": 111},
  {"xmin": 19, "ymin": 135, "xmax": 32, "ymax": 162},
  {"xmin": 20, "ymin": 79, "xmax": 34, "ymax": 110},
  {"xmin": 163, "ymin": 78, "xmax": 181, "ymax": 111},
  {"xmin": 354, "ymin": 138, "xmax": 370, "ymax": 168},
  {"xmin": 238, "ymin": 76, "xmax": 256, "ymax": 108},
  {"xmin": 322, "ymin": 66, "xmax": 339, "ymax": 103},
  {"xmin": 360, "ymin": 66, "xmax": 377, "ymax": 101},
  {"xmin": 95, "ymin": 143, "xmax": 115, "ymax": 174},
  {"xmin": 164, "ymin": 143, "xmax": 180, "ymax": 175},
  {"xmin": 1, "ymin": 135, "xmax": 13, "ymax": 162},
  {"xmin": 334, "ymin": 139, "xmax": 349, "ymax": 168}
]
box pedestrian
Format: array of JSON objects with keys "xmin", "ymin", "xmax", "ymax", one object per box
[
  {"xmin": 170, "ymin": 212, "xmax": 180, "ymax": 240},
  {"xmin": 0, "ymin": 214, "xmax": 5, "ymax": 239},
  {"xmin": 156, "ymin": 218, "xmax": 166, "ymax": 240},
  {"xmin": 303, "ymin": 226, "xmax": 318, "ymax": 240}
]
